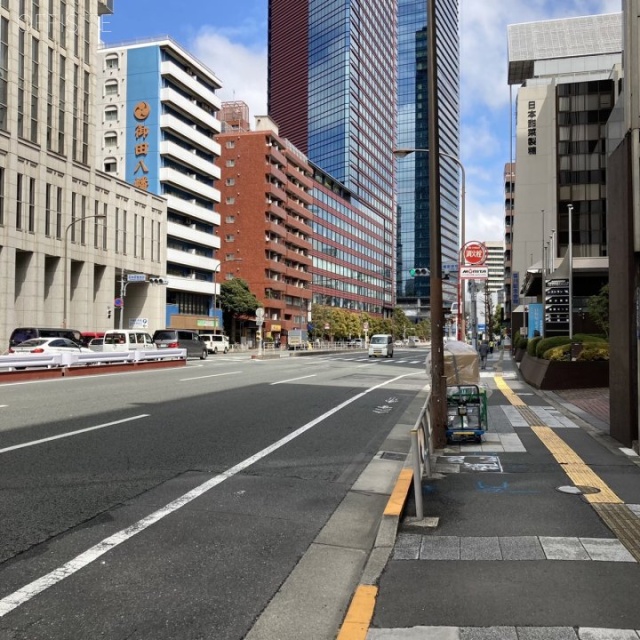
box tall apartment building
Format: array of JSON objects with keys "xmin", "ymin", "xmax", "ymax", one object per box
[
  {"xmin": 507, "ymin": 14, "xmax": 619, "ymax": 337},
  {"xmin": 0, "ymin": 0, "xmax": 168, "ymax": 346},
  {"xmin": 484, "ymin": 241, "xmax": 505, "ymax": 296},
  {"xmin": 396, "ymin": 0, "xmax": 461, "ymax": 318},
  {"xmin": 268, "ymin": 0, "xmax": 397, "ymax": 316},
  {"xmin": 96, "ymin": 38, "xmax": 223, "ymax": 331},
  {"xmin": 216, "ymin": 114, "xmax": 313, "ymax": 344}
]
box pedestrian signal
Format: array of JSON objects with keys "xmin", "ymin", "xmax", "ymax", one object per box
[{"xmin": 410, "ymin": 268, "xmax": 430, "ymax": 276}]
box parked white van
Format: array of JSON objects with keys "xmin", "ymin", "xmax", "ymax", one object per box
[
  {"xmin": 95, "ymin": 330, "xmax": 156, "ymax": 352},
  {"xmin": 201, "ymin": 334, "xmax": 230, "ymax": 354},
  {"xmin": 368, "ymin": 334, "xmax": 394, "ymax": 358}
]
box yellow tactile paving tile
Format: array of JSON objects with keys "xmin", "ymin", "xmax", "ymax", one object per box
[
  {"xmin": 532, "ymin": 426, "xmax": 622, "ymax": 504},
  {"xmin": 336, "ymin": 585, "xmax": 377, "ymax": 640},
  {"xmin": 494, "ymin": 376, "xmax": 525, "ymax": 406}
]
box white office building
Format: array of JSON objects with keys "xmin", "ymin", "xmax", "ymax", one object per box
[
  {"xmin": 0, "ymin": 0, "xmax": 168, "ymax": 347},
  {"xmin": 96, "ymin": 38, "xmax": 224, "ymax": 331}
]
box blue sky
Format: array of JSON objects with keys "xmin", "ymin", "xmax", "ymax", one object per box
[{"xmin": 102, "ymin": 0, "xmax": 621, "ymax": 243}]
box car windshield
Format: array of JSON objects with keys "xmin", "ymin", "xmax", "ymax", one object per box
[{"xmin": 371, "ymin": 336, "xmax": 387, "ymax": 344}]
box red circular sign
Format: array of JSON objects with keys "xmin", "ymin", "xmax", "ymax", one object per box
[{"xmin": 463, "ymin": 241, "xmax": 487, "ymax": 265}]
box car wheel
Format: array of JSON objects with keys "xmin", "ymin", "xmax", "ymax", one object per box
[
  {"xmin": 213, "ymin": 346, "xmax": 218, "ymax": 354},
  {"xmin": 200, "ymin": 349, "xmax": 208, "ymax": 360},
  {"xmin": 224, "ymin": 347, "xmax": 228, "ymax": 354}
]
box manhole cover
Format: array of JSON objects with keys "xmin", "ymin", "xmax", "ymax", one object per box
[
  {"xmin": 380, "ymin": 451, "xmax": 405, "ymax": 461},
  {"xmin": 557, "ymin": 485, "xmax": 601, "ymax": 495}
]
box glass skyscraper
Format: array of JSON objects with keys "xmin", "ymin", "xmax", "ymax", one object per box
[
  {"xmin": 269, "ymin": 0, "xmax": 460, "ymax": 317},
  {"xmin": 396, "ymin": 0, "xmax": 460, "ymax": 317}
]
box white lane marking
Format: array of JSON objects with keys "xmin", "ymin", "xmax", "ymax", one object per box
[
  {"xmin": 271, "ymin": 374, "xmax": 316, "ymax": 386},
  {"xmin": 0, "ymin": 372, "xmax": 415, "ymax": 618},
  {"xmin": 0, "ymin": 415, "xmax": 150, "ymax": 455},
  {"xmin": 180, "ymin": 371, "xmax": 242, "ymax": 381},
  {"xmin": 0, "ymin": 404, "xmax": 7, "ymax": 408}
]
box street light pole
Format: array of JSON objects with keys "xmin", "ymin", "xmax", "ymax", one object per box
[
  {"xmin": 213, "ymin": 262, "xmax": 222, "ymax": 329},
  {"xmin": 63, "ymin": 214, "xmax": 106, "ymax": 328}
]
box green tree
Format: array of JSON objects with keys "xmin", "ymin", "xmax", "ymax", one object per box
[
  {"xmin": 219, "ymin": 278, "xmax": 260, "ymax": 340},
  {"xmin": 587, "ymin": 284, "xmax": 609, "ymax": 338},
  {"xmin": 491, "ymin": 304, "xmax": 503, "ymax": 337}
]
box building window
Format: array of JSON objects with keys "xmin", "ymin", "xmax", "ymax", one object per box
[
  {"xmin": 225, "ymin": 140, "xmax": 235, "ymax": 149},
  {"xmin": 45, "ymin": 183, "xmax": 52, "ymax": 236},
  {"xmin": 16, "ymin": 174, "xmax": 24, "ymax": 230},
  {"xmin": 226, "ymin": 159, "xmax": 235, "ymax": 167},
  {"xmin": 104, "ymin": 157, "xmax": 117, "ymax": 173},
  {"xmin": 104, "ymin": 131, "xmax": 117, "ymax": 148},
  {"xmin": 55, "ymin": 185, "xmax": 62, "ymax": 238},
  {"xmin": 105, "ymin": 54, "xmax": 119, "ymax": 70},
  {"xmin": 225, "ymin": 178, "xmax": 235, "ymax": 186},
  {"xmin": 225, "ymin": 196, "xmax": 235, "ymax": 205},
  {"xmin": 28, "ymin": 177, "xmax": 35, "ymax": 232},
  {"xmin": 225, "ymin": 215, "xmax": 235, "ymax": 223},
  {"xmin": 104, "ymin": 105, "xmax": 118, "ymax": 121},
  {"xmin": 105, "ymin": 79, "xmax": 118, "ymax": 96}
]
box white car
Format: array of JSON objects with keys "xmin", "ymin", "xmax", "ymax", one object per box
[
  {"xmin": 200, "ymin": 334, "xmax": 230, "ymax": 354},
  {"xmin": 9, "ymin": 337, "xmax": 93, "ymax": 354}
]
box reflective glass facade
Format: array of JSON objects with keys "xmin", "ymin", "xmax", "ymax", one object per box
[
  {"xmin": 396, "ymin": 0, "xmax": 460, "ymax": 313},
  {"xmin": 269, "ymin": 0, "xmax": 396, "ymax": 316}
]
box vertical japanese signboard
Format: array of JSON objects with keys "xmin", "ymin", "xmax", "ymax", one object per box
[{"xmin": 544, "ymin": 278, "xmax": 570, "ymax": 336}]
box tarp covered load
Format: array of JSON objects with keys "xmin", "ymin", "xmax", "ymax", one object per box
[{"xmin": 426, "ymin": 340, "xmax": 480, "ymax": 385}]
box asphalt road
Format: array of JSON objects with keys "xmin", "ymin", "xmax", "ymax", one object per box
[{"xmin": 0, "ymin": 349, "xmax": 428, "ymax": 639}]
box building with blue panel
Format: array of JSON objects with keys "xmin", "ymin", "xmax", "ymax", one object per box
[{"xmin": 97, "ymin": 38, "xmax": 224, "ymax": 330}]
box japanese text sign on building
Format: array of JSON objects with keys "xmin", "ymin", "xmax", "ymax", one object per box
[
  {"xmin": 462, "ymin": 241, "xmax": 487, "ymax": 266},
  {"xmin": 132, "ymin": 101, "xmax": 150, "ymax": 191}
]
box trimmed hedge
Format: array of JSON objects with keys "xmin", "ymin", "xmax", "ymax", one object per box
[
  {"xmin": 536, "ymin": 336, "xmax": 571, "ymax": 358},
  {"xmin": 527, "ymin": 336, "xmax": 542, "ymax": 356}
]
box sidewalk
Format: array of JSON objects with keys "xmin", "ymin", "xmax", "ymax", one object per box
[{"xmin": 347, "ymin": 349, "xmax": 640, "ymax": 639}]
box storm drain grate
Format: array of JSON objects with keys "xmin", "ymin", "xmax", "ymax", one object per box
[{"xmin": 380, "ymin": 451, "xmax": 406, "ymax": 461}]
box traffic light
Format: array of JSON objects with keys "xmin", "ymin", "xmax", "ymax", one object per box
[
  {"xmin": 107, "ymin": 306, "xmax": 112, "ymax": 319},
  {"xmin": 410, "ymin": 268, "xmax": 430, "ymax": 277},
  {"xmin": 148, "ymin": 277, "xmax": 169, "ymax": 285}
]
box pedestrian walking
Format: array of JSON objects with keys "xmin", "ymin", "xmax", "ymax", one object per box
[
  {"xmin": 489, "ymin": 339, "xmax": 494, "ymax": 354},
  {"xmin": 478, "ymin": 341, "xmax": 489, "ymax": 370}
]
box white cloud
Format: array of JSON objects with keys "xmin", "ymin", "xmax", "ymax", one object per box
[{"xmin": 190, "ymin": 28, "xmax": 268, "ymax": 120}]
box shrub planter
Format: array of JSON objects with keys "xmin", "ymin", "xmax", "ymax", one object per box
[
  {"xmin": 519, "ymin": 352, "xmax": 609, "ymax": 390},
  {"xmin": 514, "ymin": 348, "xmax": 526, "ymax": 363}
]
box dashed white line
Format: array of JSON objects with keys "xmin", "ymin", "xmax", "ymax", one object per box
[
  {"xmin": 271, "ymin": 374, "xmax": 316, "ymax": 385},
  {"xmin": 0, "ymin": 414, "xmax": 150, "ymax": 454},
  {"xmin": 180, "ymin": 371, "xmax": 242, "ymax": 381}
]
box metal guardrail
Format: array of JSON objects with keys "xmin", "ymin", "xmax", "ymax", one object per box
[
  {"xmin": 411, "ymin": 392, "xmax": 433, "ymax": 520},
  {"xmin": 0, "ymin": 349, "xmax": 187, "ymax": 370}
]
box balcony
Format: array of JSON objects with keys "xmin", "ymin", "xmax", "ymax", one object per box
[
  {"xmin": 160, "ymin": 140, "xmax": 219, "ymax": 179},
  {"xmin": 267, "ymin": 164, "xmax": 288, "ymax": 185},
  {"xmin": 161, "ymin": 87, "xmax": 220, "ymax": 133},
  {"xmin": 160, "ymin": 61, "xmax": 221, "ymax": 111},
  {"xmin": 160, "ymin": 166, "xmax": 220, "ymax": 203},
  {"xmin": 266, "ymin": 219, "xmax": 286, "ymax": 239},
  {"xmin": 285, "ymin": 180, "xmax": 312, "ymax": 204},
  {"xmin": 166, "ymin": 194, "xmax": 220, "ymax": 226},
  {"xmin": 167, "ymin": 221, "xmax": 217, "ymax": 250},
  {"xmin": 160, "ymin": 113, "xmax": 219, "ymax": 155},
  {"xmin": 167, "ymin": 247, "xmax": 215, "ymax": 271},
  {"xmin": 168, "ymin": 274, "xmax": 216, "ymax": 296},
  {"xmin": 285, "ymin": 198, "xmax": 312, "ymax": 220},
  {"xmin": 267, "ymin": 239, "xmax": 286, "ymax": 256},
  {"xmin": 285, "ymin": 215, "xmax": 311, "ymax": 236},
  {"xmin": 267, "ymin": 145, "xmax": 287, "ymax": 165},
  {"xmin": 267, "ymin": 183, "xmax": 288, "ymax": 203}
]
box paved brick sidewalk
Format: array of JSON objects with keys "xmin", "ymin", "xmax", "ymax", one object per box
[{"xmin": 553, "ymin": 387, "xmax": 610, "ymax": 426}]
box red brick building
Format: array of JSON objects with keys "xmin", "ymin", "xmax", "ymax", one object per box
[{"xmin": 216, "ymin": 114, "xmax": 313, "ymax": 344}]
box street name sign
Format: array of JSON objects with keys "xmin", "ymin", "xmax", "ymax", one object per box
[{"xmin": 127, "ymin": 273, "xmax": 146, "ymax": 282}]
